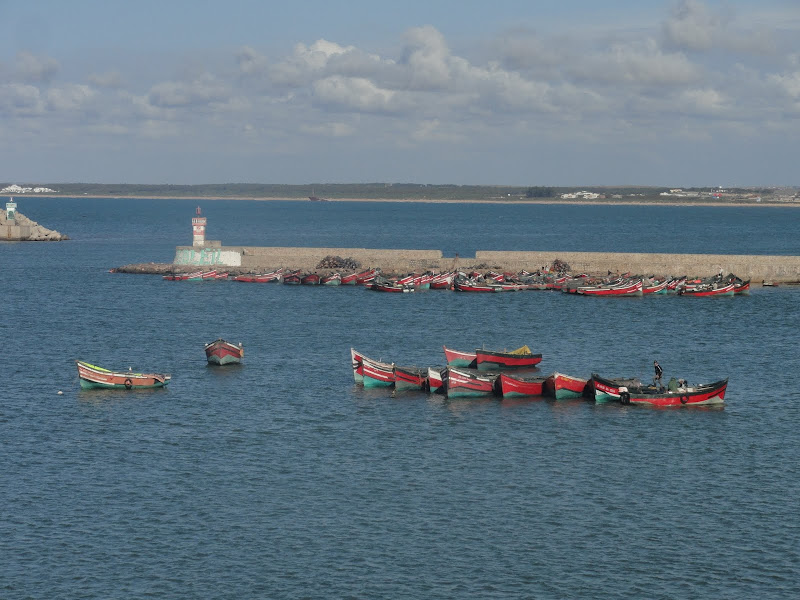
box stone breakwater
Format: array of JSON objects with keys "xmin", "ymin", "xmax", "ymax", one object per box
[
  {"xmin": 0, "ymin": 209, "xmax": 68, "ymax": 241},
  {"xmin": 112, "ymin": 246, "xmax": 800, "ymax": 283}
]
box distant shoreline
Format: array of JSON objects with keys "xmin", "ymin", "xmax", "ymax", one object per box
[{"xmin": 9, "ymin": 194, "xmax": 799, "ymax": 208}]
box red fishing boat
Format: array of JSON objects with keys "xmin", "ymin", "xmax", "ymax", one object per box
[
  {"xmin": 498, "ymin": 373, "xmax": 548, "ymax": 398},
  {"xmin": 733, "ymin": 280, "xmax": 751, "ymax": 294},
  {"xmin": 369, "ymin": 281, "xmax": 415, "ymax": 293},
  {"xmin": 453, "ymin": 280, "xmax": 502, "ymax": 293},
  {"xmin": 624, "ymin": 379, "xmax": 728, "ymax": 406},
  {"xmin": 427, "ymin": 367, "xmax": 447, "ymax": 393},
  {"xmin": 446, "ymin": 368, "xmax": 499, "ymax": 399},
  {"xmin": 430, "ymin": 272, "xmax": 455, "ymax": 289},
  {"xmin": 301, "ymin": 273, "xmax": 321, "ymax": 285},
  {"xmin": 642, "ymin": 279, "xmax": 669, "ymax": 294},
  {"xmin": 443, "ymin": 346, "xmax": 477, "ymax": 368},
  {"xmin": 356, "ymin": 269, "xmax": 378, "ymax": 285},
  {"xmin": 204, "ymin": 339, "xmax": 244, "ymax": 365},
  {"xmin": 393, "ymin": 365, "xmax": 427, "ymax": 391},
  {"xmin": 578, "ymin": 279, "xmax": 643, "ymax": 297},
  {"xmin": 475, "ymin": 346, "xmax": 542, "ymax": 370},
  {"xmin": 544, "ymin": 372, "xmax": 591, "ymax": 399},
  {"xmin": 340, "ymin": 272, "xmax": 359, "ymax": 285},
  {"xmin": 361, "ymin": 356, "xmax": 395, "ymax": 388},
  {"xmin": 76, "ymin": 360, "xmax": 171, "ymax": 390},
  {"xmin": 282, "ymin": 270, "xmax": 302, "ymax": 285},
  {"xmin": 321, "ymin": 273, "xmax": 342, "ymax": 286},
  {"xmin": 680, "ymin": 282, "xmax": 734, "ymax": 297},
  {"xmin": 233, "ymin": 274, "xmax": 258, "ymax": 283}
]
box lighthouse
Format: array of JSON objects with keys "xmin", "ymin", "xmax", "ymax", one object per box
[{"xmin": 192, "ymin": 206, "xmax": 206, "ymax": 246}]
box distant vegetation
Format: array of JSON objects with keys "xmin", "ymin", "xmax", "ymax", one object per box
[{"xmin": 0, "ymin": 182, "xmax": 790, "ymax": 203}]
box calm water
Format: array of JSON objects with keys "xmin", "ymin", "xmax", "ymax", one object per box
[{"xmin": 2, "ymin": 198, "xmax": 799, "ymax": 599}]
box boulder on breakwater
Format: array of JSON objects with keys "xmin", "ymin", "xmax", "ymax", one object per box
[{"xmin": 0, "ymin": 209, "xmax": 69, "ymax": 241}]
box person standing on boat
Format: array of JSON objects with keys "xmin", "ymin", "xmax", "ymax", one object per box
[{"xmin": 653, "ymin": 360, "xmax": 663, "ymax": 387}]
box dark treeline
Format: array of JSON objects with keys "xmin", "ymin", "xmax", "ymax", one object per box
[
  {"xmin": 7, "ymin": 182, "xmax": 672, "ymax": 200},
  {"xmin": 3, "ymin": 182, "xmax": 777, "ymax": 201}
]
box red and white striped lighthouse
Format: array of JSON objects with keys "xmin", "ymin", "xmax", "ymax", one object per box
[{"xmin": 192, "ymin": 206, "xmax": 206, "ymax": 246}]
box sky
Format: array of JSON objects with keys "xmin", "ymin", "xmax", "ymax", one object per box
[{"xmin": 1, "ymin": 0, "xmax": 799, "ymax": 187}]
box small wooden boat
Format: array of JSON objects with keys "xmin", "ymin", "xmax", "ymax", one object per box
[
  {"xmin": 578, "ymin": 279, "xmax": 643, "ymax": 297},
  {"xmin": 642, "ymin": 279, "xmax": 669, "ymax": 295},
  {"xmin": 204, "ymin": 339, "xmax": 244, "ymax": 365},
  {"xmin": 76, "ymin": 360, "xmax": 170, "ymax": 390},
  {"xmin": 680, "ymin": 282, "xmax": 734, "ymax": 297},
  {"xmin": 282, "ymin": 270, "xmax": 302, "ymax": 285},
  {"xmin": 321, "ymin": 273, "xmax": 342, "ymax": 286},
  {"xmin": 301, "ymin": 273, "xmax": 321, "ymax": 285},
  {"xmin": 499, "ymin": 373, "xmax": 548, "ymax": 398},
  {"xmin": 733, "ymin": 280, "xmax": 751, "ymax": 294},
  {"xmin": 427, "ymin": 367, "xmax": 447, "ymax": 393},
  {"xmin": 340, "ymin": 272, "xmax": 360, "ymax": 285},
  {"xmin": 355, "ymin": 269, "xmax": 378, "ymax": 285},
  {"xmin": 393, "ymin": 365, "xmax": 427, "ymax": 391},
  {"xmin": 623, "ymin": 379, "xmax": 728, "ymax": 406},
  {"xmin": 430, "ymin": 272, "xmax": 455, "ymax": 289},
  {"xmin": 443, "ymin": 345, "xmax": 477, "ymax": 368},
  {"xmin": 591, "ymin": 373, "xmax": 644, "ymax": 402},
  {"xmin": 233, "ymin": 274, "xmax": 258, "ymax": 283},
  {"xmin": 446, "ymin": 367, "xmax": 498, "ymax": 399},
  {"xmin": 361, "ymin": 356, "xmax": 395, "ymax": 388},
  {"xmin": 186, "ymin": 270, "xmax": 218, "ymax": 281},
  {"xmin": 544, "ymin": 372, "xmax": 591, "ymax": 400},
  {"xmin": 369, "ymin": 281, "xmax": 415, "ymax": 293},
  {"xmin": 351, "ymin": 349, "xmax": 396, "ymax": 388},
  {"xmin": 453, "ymin": 280, "xmax": 503, "ymax": 293},
  {"xmin": 475, "ymin": 346, "xmax": 542, "ymax": 370}
]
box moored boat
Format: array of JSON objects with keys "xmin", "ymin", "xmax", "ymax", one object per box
[
  {"xmin": 204, "ymin": 339, "xmax": 244, "ymax": 365},
  {"xmin": 301, "ymin": 273, "xmax": 321, "ymax": 285},
  {"xmin": 443, "ymin": 345, "xmax": 477, "ymax": 368},
  {"xmin": 499, "ymin": 373, "xmax": 547, "ymax": 398},
  {"xmin": 591, "ymin": 373, "xmax": 643, "ymax": 402},
  {"xmin": 544, "ymin": 372, "xmax": 591, "ymax": 399},
  {"xmin": 427, "ymin": 367, "xmax": 447, "ymax": 393},
  {"xmin": 76, "ymin": 360, "xmax": 171, "ymax": 390},
  {"xmin": 624, "ymin": 379, "xmax": 728, "ymax": 407},
  {"xmin": 321, "ymin": 273, "xmax": 342, "ymax": 286},
  {"xmin": 393, "ymin": 365, "xmax": 428, "ymax": 391},
  {"xmin": 680, "ymin": 282, "xmax": 734, "ymax": 297},
  {"xmin": 475, "ymin": 345, "xmax": 542, "ymax": 370},
  {"xmin": 578, "ymin": 279, "xmax": 643, "ymax": 297},
  {"xmin": 446, "ymin": 367, "xmax": 498, "ymax": 399},
  {"xmin": 361, "ymin": 356, "xmax": 395, "ymax": 388}
]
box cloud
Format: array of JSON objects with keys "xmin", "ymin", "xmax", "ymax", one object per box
[
  {"xmin": 0, "ymin": 83, "xmax": 44, "ymax": 115},
  {"xmin": 147, "ymin": 75, "xmax": 230, "ymax": 108},
  {"xmin": 312, "ymin": 76, "xmax": 400, "ymax": 113},
  {"xmin": 299, "ymin": 121, "xmax": 355, "ymax": 137},
  {"xmin": 573, "ymin": 39, "xmax": 702, "ymax": 85},
  {"xmin": 46, "ymin": 84, "xmax": 95, "ymax": 111},
  {"xmin": 14, "ymin": 51, "xmax": 59, "ymax": 83},
  {"xmin": 88, "ymin": 71, "xmax": 125, "ymax": 89},
  {"xmin": 662, "ymin": 0, "xmax": 728, "ymax": 51}
]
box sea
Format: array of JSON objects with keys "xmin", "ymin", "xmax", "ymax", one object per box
[{"xmin": 1, "ymin": 197, "xmax": 798, "ymax": 600}]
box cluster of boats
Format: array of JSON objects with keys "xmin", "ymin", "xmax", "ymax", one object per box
[
  {"xmin": 163, "ymin": 267, "xmax": 750, "ymax": 296},
  {"xmin": 75, "ymin": 339, "xmax": 244, "ymax": 390},
  {"xmin": 352, "ymin": 346, "xmax": 728, "ymax": 407}
]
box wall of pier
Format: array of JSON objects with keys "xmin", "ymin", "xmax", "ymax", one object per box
[{"xmin": 173, "ymin": 246, "xmax": 800, "ymax": 282}]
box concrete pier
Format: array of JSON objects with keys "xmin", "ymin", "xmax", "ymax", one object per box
[{"xmin": 170, "ymin": 245, "xmax": 800, "ymax": 282}]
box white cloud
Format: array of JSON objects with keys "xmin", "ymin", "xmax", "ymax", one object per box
[
  {"xmin": 313, "ymin": 76, "xmax": 399, "ymax": 113},
  {"xmin": 88, "ymin": 71, "xmax": 125, "ymax": 89},
  {"xmin": 46, "ymin": 84, "xmax": 95, "ymax": 111},
  {"xmin": 147, "ymin": 75, "xmax": 230, "ymax": 108},
  {"xmin": 14, "ymin": 51, "xmax": 59, "ymax": 83},
  {"xmin": 662, "ymin": 0, "xmax": 728, "ymax": 52},
  {"xmin": 0, "ymin": 83, "xmax": 44, "ymax": 115},
  {"xmin": 299, "ymin": 122, "xmax": 355, "ymax": 137}
]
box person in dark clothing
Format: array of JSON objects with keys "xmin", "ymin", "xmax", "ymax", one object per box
[{"xmin": 653, "ymin": 361, "xmax": 663, "ymax": 387}]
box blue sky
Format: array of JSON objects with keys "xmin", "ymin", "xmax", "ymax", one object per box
[{"xmin": 1, "ymin": 0, "xmax": 798, "ymax": 186}]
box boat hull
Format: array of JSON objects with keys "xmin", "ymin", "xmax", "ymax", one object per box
[
  {"xmin": 499, "ymin": 373, "xmax": 547, "ymax": 397},
  {"xmin": 628, "ymin": 380, "xmax": 728, "ymax": 406},
  {"xmin": 446, "ymin": 368, "xmax": 498, "ymax": 398},
  {"xmin": 204, "ymin": 339, "xmax": 244, "ymax": 365},
  {"xmin": 443, "ymin": 346, "xmax": 477, "ymax": 368},
  {"xmin": 76, "ymin": 361, "xmax": 170, "ymax": 390},
  {"xmin": 545, "ymin": 372, "xmax": 590, "ymax": 399},
  {"xmin": 475, "ymin": 348, "xmax": 542, "ymax": 370}
]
